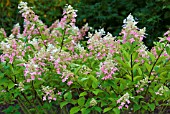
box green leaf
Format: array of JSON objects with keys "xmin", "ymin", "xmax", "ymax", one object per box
[
  {"xmin": 166, "ymin": 47, "xmax": 170, "ymax": 55},
  {"xmin": 78, "ymin": 97, "xmax": 85, "ymax": 107},
  {"xmin": 80, "ymin": 92, "xmax": 87, "ymax": 97},
  {"xmin": 93, "ymin": 106, "xmax": 101, "ymax": 112},
  {"xmin": 60, "ymin": 101, "xmax": 69, "ymax": 109},
  {"xmin": 81, "ymin": 108, "xmax": 90, "ymax": 114},
  {"xmin": 125, "ymin": 74, "xmax": 132, "ymax": 81},
  {"xmin": 148, "ymin": 52, "xmax": 155, "ymax": 62},
  {"xmin": 89, "ymin": 75, "xmax": 98, "ymax": 89},
  {"xmin": 134, "ymin": 104, "xmax": 141, "ymax": 112},
  {"xmin": 137, "ymin": 68, "xmax": 142, "ymax": 75},
  {"xmin": 92, "ymin": 89, "xmax": 103, "ymax": 95},
  {"xmin": 81, "ymin": 78, "xmax": 89, "ymax": 81},
  {"xmin": 54, "ymin": 27, "xmax": 64, "ymax": 34},
  {"xmin": 103, "ymin": 107, "xmax": 112, "ymax": 113},
  {"xmin": 25, "ymin": 44, "xmax": 36, "ymax": 51},
  {"xmin": 70, "ymin": 106, "xmax": 80, "ymax": 114},
  {"xmin": 134, "ymin": 76, "xmax": 142, "ymax": 81},
  {"xmin": 148, "ymin": 103, "xmax": 155, "ymax": 111},
  {"xmin": 145, "ymin": 63, "xmax": 151, "ymax": 72},
  {"xmin": 113, "ymin": 108, "xmax": 120, "ymax": 114},
  {"xmin": 64, "ymin": 92, "xmax": 72, "ymax": 100},
  {"xmin": 0, "ymin": 72, "xmax": 4, "ymax": 79},
  {"xmin": 8, "ymin": 82, "xmax": 15, "ymax": 90}
]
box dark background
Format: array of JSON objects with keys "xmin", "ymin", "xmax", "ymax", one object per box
[{"xmin": 0, "ymin": 0, "xmax": 170, "ymax": 48}]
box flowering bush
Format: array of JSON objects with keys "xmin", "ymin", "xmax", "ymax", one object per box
[{"xmin": 0, "ymin": 2, "xmax": 170, "ymax": 114}]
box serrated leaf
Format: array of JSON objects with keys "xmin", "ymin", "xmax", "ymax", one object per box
[
  {"xmin": 81, "ymin": 78, "xmax": 89, "ymax": 81},
  {"xmin": 137, "ymin": 68, "xmax": 142, "ymax": 75},
  {"xmin": 145, "ymin": 63, "xmax": 151, "ymax": 72},
  {"xmin": 134, "ymin": 76, "xmax": 142, "ymax": 81},
  {"xmin": 64, "ymin": 92, "xmax": 72, "ymax": 100},
  {"xmin": 70, "ymin": 106, "xmax": 80, "ymax": 114},
  {"xmin": 94, "ymin": 106, "xmax": 102, "ymax": 112},
  {"xmin": 60, "ymin": 101, "xmax": 69, "ymax": 109},
  {"xmin": 103, "ymin": 107, "xmax": 112, "ymax": 113},
  {"xmin": 92, "ymin": 89, "xmax": 103, "ymax": 95},
  {"xmin": 125, "ymin": 74, "xmax": 132, "ymax": 81},
  {"xmin": 148, "ymin": 103, "xmax": 155, "ymax": 111},
  {"xmin": 134, "ymin": 104, "xmax": 141, "ymax": 112},
  {"xmin": 113, "ymin": 108, "xmax": 120, "ymax": 114},
  {"xmin": 81, "ymin": 108, "xmax": 90, "ymax": 114},
  {"xmin": 78, "ymin": 97, "xmax": 85, "ymax": 107},
  {"xmin": 80, "ymin": 92, "xmax": 87, "ymax": 97},
  {"xmin": 8, "ymin": 83, "xmax": 15, "ymax": 90}
]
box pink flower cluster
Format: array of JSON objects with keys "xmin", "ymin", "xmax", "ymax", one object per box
[
  {"xmin": 87, "ymin": 29, "xmax": 120, "ymax": 60},
  {"xmin": 117, "ymin": 93, "xmax": 131, "ymax": 109},
  {"xmin": 42, "ymin": 86, "xmax": 56, "ymax": 102},
  {"xmin": 135, "ymin": 44, "xmax": 149, "ymax": 63},
  {"xmin": 135, "ymin": 77, "xmax": 151, "ymax": 93},
  {"xmin": 0, "ymin": 38, "xmax": 25, "ymax": 64},
  {"xmin": 155, "ymin": 85, "xmax": 169, "ymax": 96},
  {"xmin": 164, "ymin": 29, "xmax": 170, "ymax": 42},
  {"xmin": 120, "ymin": 14, "xmax": 146, "ymax": 44},
  {"xmin": 0, "ymin": 28, "xmax": 7, "ymax": 37},
  {"xmin": 99, "ymin": 54, "xmax": 118, "ymax": 80},
  {"xmin": 11, "ymin": 23, "xmax": 20, "ymax": 36}
]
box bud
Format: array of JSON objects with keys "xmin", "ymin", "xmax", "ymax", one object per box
[{"xmin": 90, "ymin": 98, "xmax": 97, "ymax": 106}]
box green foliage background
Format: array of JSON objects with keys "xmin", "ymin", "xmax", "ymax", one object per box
[{"xmin": 0, "ymin": 0, "xmax": 170, "ymax": 48}]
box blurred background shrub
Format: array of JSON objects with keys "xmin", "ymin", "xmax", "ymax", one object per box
[{"xmin": 0, "ymin": 0, "xmax": 170, "ymax": 48}]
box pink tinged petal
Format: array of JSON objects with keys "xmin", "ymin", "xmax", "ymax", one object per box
[
  {"xmin": 33, "ymin": 15, "xmax": 39, "ymax": 21},
  {"xmin": 117, "ymin": 99, "xmax": 121, "ymax": 104},
  {"xmin": 46, "ymin": 92, "xmax": 50, "ymax": 95},
  {"xmin": 9, "ymin": 56, "xmax": 13, "ymax": 64},
  {"xmin": 164, "ymin": 53, "xmax": 168, "ymax": 56},
  {"xmin": 130, "ymin": 38, "xmax": 135, "ymax": 43},
  {"xmin": 118, "ymin": 105, "xmax": 123, "ymax": 110},
  {"xmin": 126, "ymin": 100, "xmax": 131, "ymax": 104},
  {"xmin": 67, "ymin": 80, "xmax": 73, "ymax": 86},
  {"xmin": 110, "ymin": 49, "xmax": 115, "ymax": 54},
  {"xmin": 43, "ymin": 96, "xmax": 46, "ymax": 101},
  {"xmin": 134, "ymin": 59, "xmax": 139, "ymax": 62},
  {"xmin": 56, "ymin": 68, "xmax": 61, "ymax": 74},
  {"xmin": 80, "ymin": 55, "xmax": 83, "ymax": 58},
  {"xmin": 27, "ymin": 79, "xmax": 31, "ymax": 83},
  {"xmin": 140, "ymin": 88, "xmax": 144, "ymax": 91},
  {"xmin": 38, "ymin": 78, "xmax": 42, "ymax": 80},
  {"xmin": 48, "ymin": 96, "xmax": 52, "ymax": 100},
  {"xmin": 121, "ymin": 102, "xmax": 125, "ymax": 106},
  {"xmin": 58, "ymin": 92, "xmax": 62, "ymax": 95},
  {"xmin": 135, "ymin": 85, "xmax": 138, "ymax": 87},
  {"xmin": 167, "ymin": 36, "xmax": 170, "ymax": 42},
  {"xmin": 164, "ymin": 31, "xmax": 169, "ymax": 36},
  {"xmin": 136, "ymin": 90, "xmax": 140, "ymax": 93},
  {"xmin": 125, "ymin": 105, "xmax": 129, "ymax": 109},
  {"xmin": 155, "ymin": 92, "xmax": 159, "ymax": 95},
  {"xmin": 12, "ymin": 52, "xmax": 15, "ymax": 56},
  {"xmin": 53, "ymin": 98, "xmax": 56, "ymax": 101},
  {"xmin": 31, "ymin": 75, "xmax": 35, "ymax": 80},
  {"xmin": 22, "ymin": 51, "xmax": 25, "ymax": 56},
  {"xmin": 140, "ymin": 36, "xmax": 143, "ymax": 41},
  {"xmin": 97, "ymin": 52, "xmax": 101, "ymax": 56},
  {"xmin": 63, "ymin": 65, "xmax": 67, "ymax": 69}
]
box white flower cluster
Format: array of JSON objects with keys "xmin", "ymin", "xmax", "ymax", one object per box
[
  {"xmin": 155, "ymin": 86, "xmax": 169, "ymax": 96},
  {"xmin": 123, "ymin": 13, "xmax": 138, "ymax": 29},
  {"xmin": 42, "ymin": 86, "xmax": 56, "ymax": 102},
  {"xmin": 135, "ymin": 77, "xmax": 151, "ymax": 93},
  {"xmin": 117, "ymin": 93, "xmax": 132, "ymax": 109},
  {"xmin": 18, "ymin": 1, "xmax": 30, "ymax": 13},
  {"xmin": 90, "ymin": 98, "xmax": 97, "ymax": 106}
]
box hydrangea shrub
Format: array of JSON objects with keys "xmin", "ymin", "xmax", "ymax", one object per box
[{"xmin": 0, "ymin": 2, "xmax": 170, "ymax": 114}]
